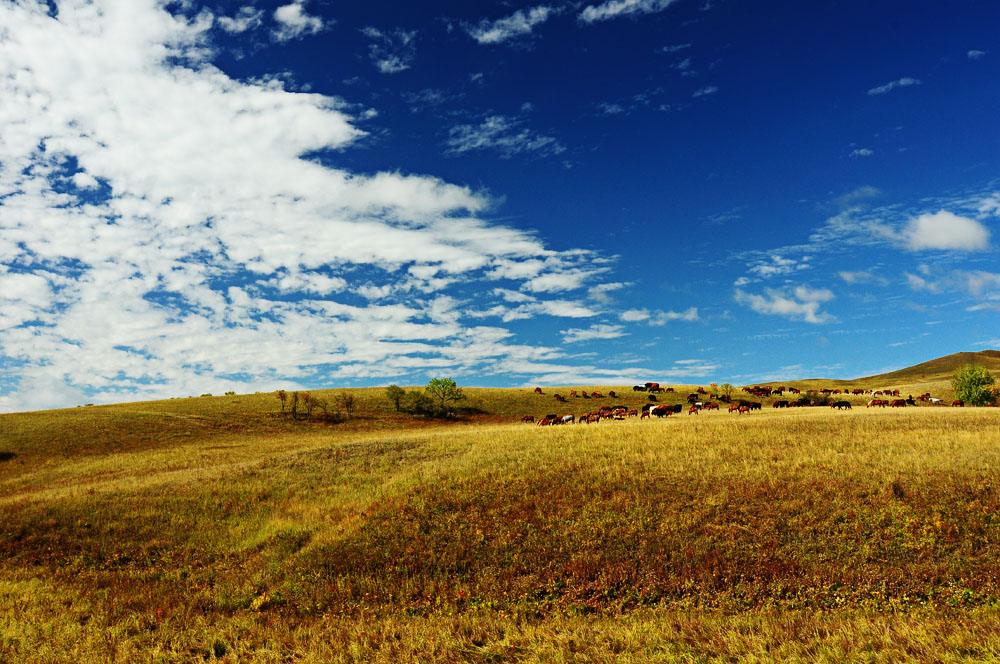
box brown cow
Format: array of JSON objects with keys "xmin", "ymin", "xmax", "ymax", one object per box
[
  {"xmin": 521, "ymin": 415, "xmax": 534, "ymax": 423},
  {"xmin": 738, "ymin": 405, "xmax": 751, "ymax": 415},
  {"xmin": 688, "ymin": 406, "xmax": 699, "ymax": 415},
  {"xmin": 889, "ymin": 399, "xmax": 906, "ymax": 408},
  {"xmin": 534, "ymin": 387, "xmax": 543, "ymax": 394},
  {"xmin": 952, "ymin": 399, "xmax": 964, "ymax": 407}
]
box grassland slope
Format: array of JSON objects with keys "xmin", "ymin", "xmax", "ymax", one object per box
[{"xmin": 3, "ymin": 393, "xmax": 1000, "ymax": 661}]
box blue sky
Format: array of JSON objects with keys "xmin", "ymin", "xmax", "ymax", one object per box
[{"xmin": 1, "ymin": 0, "xmax": 999, "ymax": 411}]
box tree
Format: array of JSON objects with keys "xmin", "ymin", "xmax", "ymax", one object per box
[
  {"xmin": 338, "ymin": 392, "xmax": 356, "ymax": 419},
  {"xmin": 405, "ymin": 390, "xmax": 435, "ymax": 416},
  {"xmin": 385, "ymin": 384, "xmax": 405, "ymax": 412},
  {"xmin": 276, "ymin": 390, "xmax": 287, "ymax": 412},
  {"xmin": 425, "ymin": 377, "xmax": 466, "ymax": 415},
  {"xmin": 952, "ymin": 364, "xmax": 997, "ymax": 406},
  {"xmin": 720, "ymin": 383, "xmax": 735, "ymax": 401}
]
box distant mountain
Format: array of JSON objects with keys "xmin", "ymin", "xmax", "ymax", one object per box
[{"xmin": 855, "ymin": 350, "xmax": 1000, "ymax": 383}]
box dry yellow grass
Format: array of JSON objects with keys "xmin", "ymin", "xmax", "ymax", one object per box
[{"xmin": 2, "ymin": 385, "xmax": 1000, "ymax": 661}]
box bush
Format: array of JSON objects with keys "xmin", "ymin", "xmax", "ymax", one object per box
[
  {"xmin": 952, "ymin": 364, "xmax": 997, "ymax": 406},
  {"xmin": 405, "ymin": 391, "xmax": 436, "ymax": 416}
]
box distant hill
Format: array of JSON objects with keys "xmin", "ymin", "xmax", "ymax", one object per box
[{"xmin": 854, "ymin": 350, "xmax": 1000, "ymax": 384}]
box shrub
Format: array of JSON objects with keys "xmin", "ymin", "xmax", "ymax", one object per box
[
  {"xmin": 952, "ymin": 364, "xmax": 997, "ymax": 406},
  {"xmin": 405, "ymin": 391, "xmax": 436, "ymax": 416},
  {"xmin": 385, "ymin": 384, "xmax": 405, "ymax": 412}
]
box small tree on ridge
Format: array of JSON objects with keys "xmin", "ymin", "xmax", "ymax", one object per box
[{"xmin": 952, "ymin": 364, "xmax": 996, "ymax": 406}]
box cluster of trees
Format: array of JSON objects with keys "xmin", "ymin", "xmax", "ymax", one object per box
[
  {"xmin": 273, "ymin": 377, "xmax": 466, "ymax": 422},
  {"xmin": 275, "ymin": 389, "xmax": 355, "ymax": 421},
  {"xmin": 385, "ymin": 378, "xmax": 465, "ymax": 417},
  {"xmin": 952, "ymin": 364, "xmax": 998, "ymax": 406}
]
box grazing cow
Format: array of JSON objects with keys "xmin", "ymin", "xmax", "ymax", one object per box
[
  {"xmin": 650, "ymin": 405, "xmax": 673, "ymax": 418},
  {"xmin": 591, "ymin": 391, "xmax": 603, "ymax": 398},
  {"xmin": 633, "ymin": 385, "xmax": 646, "ymax": 391},
  {"xmin": 608, "ymin": 391, "xmax": 617, "ymax": 398},
  {"xmin": 738, "ymin": 405, "xmax": 751, "ymax": 415},
  {"xmin": 687, "ymin": 393, "xmax": 699, "ymax": 403},
  {"xmin": 952, "ymin": 400, "xmax": 964, "ymax": 407},
  {"xmin": 704, "ymin": 403, "xmax": 720, "ymax": 410},
  {"xmin": 928, "ymin": 397, "xmax": 941, "ymax": 404},
  {"xmin": 628, "ymin": 409, "xmax": 638, "ymax": 417},
  {"xmin": 560, "ymin": 415, "xmax": 575, "ymax": 424},
  {"xmin": 581, "ymin": 390, "xmax": 589, "ymax": 398},
  {"xmin": 729, "ymin": 403, "xmax": 741, "ymax": 413},
  {"xmin": 773, "ymin": 400, "xmax": 789, "ymax": 408},
  {"xmin": 831, "ymin": 401, "xmax": 852, "ymax": 410},
  {"xmin": 554, "ymin": 394, "xmax": 567, "ymax": 402},
  {"xmin": 537, "ymin": 417, "xmax": 552, "ymax": 426},
  {"xmin": 569, "ymin": 390, "xmax": 578, "ymax": 397},
  {"xmin": 534, "ymin": 387, "xmax": 543, "ymax": 394},
  {"xmin": 688, "ymin": 406, "xmax": 699, "ymax": 415},
  {"xmin": 750, "ymin": 401, "xmax": 762, "ymax": 411},
  {"xmin": 664, "ymin": 387, "xmax": 675, "ymax": 393},
  {"xmin": 867, "ymin": 399, "xmax": 887, "ymax": 408},
  {"xmin": 889, "ymin": 399, "xmax": 906, "ymax": 408},
  {"xmin": 640, "ymin": 410, "xmax": 650, "ymax": 419},
  {"xmin": 521, "ymin": 415, "xmax": 534, "ymax": 423}
]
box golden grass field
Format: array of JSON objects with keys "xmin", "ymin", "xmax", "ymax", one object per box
[{"xmin": 2, "ymin": 357, "xmax": 1000, "ymax": 662}]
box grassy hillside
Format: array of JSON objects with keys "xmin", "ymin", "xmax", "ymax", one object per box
[
  {"xmin": 855, "ymin": 350, "xmax": 1000, "ymax": 384},
  {"xmin": 3, "ymin": 387, "xmax": 1000, "ymax": 661}
]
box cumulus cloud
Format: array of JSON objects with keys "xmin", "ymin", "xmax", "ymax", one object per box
[
  {"xmin": 968, "ymin": 50, "xmax": 987, "ymax": 60},
  {"xmin": 850, "ymin": 148, "xmax": 873, "ymax": 157},
  {"xmin": 734, "ymin": 286, "xmax": 835, "ymax": 324},
  {"xmin": 561, "ymin": 323, "xmax": 626, "ymax": 343},
  {"xmin": 579, "ymin": 0, "xmax": 680, "ymax": 23},
  {"xmin": 867, "ymin": 77, "xmax": 921, "ymax": 95},
  {"xmin": 467, "ymin": 5, "xmax": 555, "ymax": 44},
  {"xmin": 902, "ymin": 210, "xmax": 990, "ymax": 251},
  {"xmin": 272, "ymin": 1, "xmax": 325, "ymax": 41},
  {"xmin": 361, "ymin": 26, "xmax": 418, "ymax": 74},
  {"xmin": 445, "ymin": 115, "xmax": 565, "ymax": 158},
  {"xmin": 0, "ymin": 0, "xmax": 617, "ymax": 412},
  {"xmin": 692, "ymin": 85, "xmax": 718, "ymax": 97}
]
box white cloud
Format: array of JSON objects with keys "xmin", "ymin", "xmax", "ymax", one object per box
[
  {"xmin": 867, "ymin": 77, "xmax": 921, "ymax": 95},
  {"xmin": 968, "ymin": 50, "xmax": 987, "ymax": 60},
  {"xmin": 661, "ymin": 43, "xmax": 691, "ymax": 53},
  {"xmin": 0, "ymin": 0, "xmax": 617, "ymax": 412},
  {"xmin": 902, "ymin": 210, "xmax": 990, "ymax": 251},
  {"xmin": 620, "ymin": 309, "xmax": 649, "ymax": 322},
  {"xmin": 650, "ymin": 307, "xmax": 699, "ymax": 324},
  {"xmin": 361, "ymin": 27, "xmax": 418, "ymax": 74},
  {"xmin": 467, "ymin": 5, "xmax": 555, "ymax": 44},
  {"xmin": 561, "ymin": 323, "xmax": 626, "ymax": 343},
  {"xmin": 692, "ymin": 85, "xmax": 718, "ymax": 97},
  {"xmin": 850, "ymin": 148, "xmax": 873, "ymax": 157},
  {"xmin": 838, "ymin": 270, "xmax": 889, "ymax": 287},
  {"xmin": 619, "ymin": 307, "xmax": 698, "ymax": 325},
  {"xmin": 445, "ymin": 115, "xmax": 565, "ymax": 158},
  {"xmin": 217, "ymin": 6, "xmax": 263, "ymax": 34},
  {"xmin": 734, "ymin": 287, "xmax": 835, "ymax": 324},
  {"xmin": 579, "ymin": 0, "xmax": 680, "ymax": 23},
  {"xmin": 272, "ymin": 1, "xmax": 325, "ymax": 42}
]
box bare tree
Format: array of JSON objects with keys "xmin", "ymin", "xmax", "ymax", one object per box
[
  {"xmin": 338, "ymin": 392, "xmax": 356, "ymax": 419},
  {"xmin": 276, "ymin": 389, "xmax": 287, "ymax": 412}
]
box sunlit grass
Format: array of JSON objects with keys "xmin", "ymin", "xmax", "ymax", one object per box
[{"xmin": 2, "ymin": 387, "xmax": 1000, "ymax": 661}]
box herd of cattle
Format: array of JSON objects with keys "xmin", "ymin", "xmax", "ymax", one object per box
[{"xmin": 523, "ymin": 384, "xmax": 968, "ymax": 425}]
